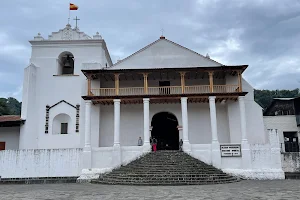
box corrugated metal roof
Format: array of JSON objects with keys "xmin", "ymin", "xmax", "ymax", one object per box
[{"xmin": 273, "ymin": 98, "xmax": 295, "ymax": 100}]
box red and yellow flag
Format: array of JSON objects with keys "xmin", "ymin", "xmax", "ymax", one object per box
[{"xmin": 70, "ymin": 3, "xmax": 79, "ymax": 10}]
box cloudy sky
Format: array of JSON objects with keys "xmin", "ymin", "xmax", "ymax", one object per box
[{"xmin": 1, "ymin": 0, "xmax": 300, "ymax": 101}]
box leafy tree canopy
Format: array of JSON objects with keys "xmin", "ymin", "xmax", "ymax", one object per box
[
  {"xmin": 254, "ymin": 88, "xmax": 300, "ymax": 109},
  {"xmin": 0, "ymin": 97, "xmax": 21, "ymax": 116}
]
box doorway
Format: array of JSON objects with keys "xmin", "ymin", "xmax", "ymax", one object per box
[
  {"xmin": 159, "ymin": 81, "xmax": 170, "ymax": 94},
  {"xmin": 284, "ymin": 132, "xmax": 299, "ymax": 152},
  {"xmin": 0, "ymin": 142, "xmax": 5, "ymax": 150},
  {"xmin": 151, "ymin": 112, "xmax": 179, "ymax": 150}
]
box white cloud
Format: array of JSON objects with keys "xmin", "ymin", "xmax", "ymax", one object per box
[{"xmin": 0, "ymin": 85, "xmax": 22, "ymax": 100}]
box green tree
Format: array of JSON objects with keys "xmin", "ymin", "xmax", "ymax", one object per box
[
  {"xmin": 0, "ymin": 98, "xmax": 10, "ymax": 116},
  {"xmin": 254, "ymin": 88, "xmax": 300, "ymax": 109},
  {"xmin": 0, "ymin": 97, "xmax": 22, "ymax": 116}
]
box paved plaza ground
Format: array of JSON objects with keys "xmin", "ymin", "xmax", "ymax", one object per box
[{"xmin": 0, "ymin": 180, "xmax": 300, "ymax": 200}]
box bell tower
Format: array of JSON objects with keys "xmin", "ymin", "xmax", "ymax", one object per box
[{"xmin": 19, "ymin": 24, "xmax": 112, "ymax": 149}]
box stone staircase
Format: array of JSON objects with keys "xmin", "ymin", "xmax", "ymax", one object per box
[{"xmin": 92, "ymin": 151, "xmax": 239, "ymax": 185}]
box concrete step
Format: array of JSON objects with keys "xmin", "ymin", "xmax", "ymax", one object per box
[
  {"xmin": 92, "ymin": 178, "xmax": 238, "ymax": 186},
  {"xmin": 102, "ymin": 175, "xmax": 233, "ymax": 179},
  {"xmin": 92, "ymin": 151, "xmax": 239, "ymax": 185}
]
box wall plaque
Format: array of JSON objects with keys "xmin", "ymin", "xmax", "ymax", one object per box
[{"xmin": 220, "ymin": 144, "xmax": 241, "ymax": 157}]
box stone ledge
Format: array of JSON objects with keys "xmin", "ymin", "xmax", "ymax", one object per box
[
  {"xmin": 0, "ymin": 177, "xmax": 79, "ymax": 184},
  {"xmin": 285, "ymin": 172, "xmax": 300, "ymax": 179}
]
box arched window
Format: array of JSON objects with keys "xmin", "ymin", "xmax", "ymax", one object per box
[
  {"xmin": 52, "ymin": 113, "xmax": 72, "ymax": 134},
  {"xmin": 57, "ymin": 52, "xmax": 75, "ymax": 75}
]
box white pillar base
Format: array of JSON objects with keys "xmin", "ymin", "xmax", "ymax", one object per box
[
  {"xmin": 183, "ymin": 141, "xmax": 191, "ymax": 153},
  {"xmin": 82, "ymin": 148, "xmax": 92, "ymax": 170},
  {"xmin": 241, "ymin": 140, "xmax": 252, "ymax": 169},
  {"xmin": 211, "ymin": 140, "xmax": 221, "ymax": 168},
  {"xmin": 77, "ymin": 168, "xmax": 113, "ymax": 183},
  {"xmin": 143, "ymin": 142, "xmax": 151, "ymax": 153},
  {"xmin": 113, "ymin": 144, "xmax": 121, "ymax": 168}
]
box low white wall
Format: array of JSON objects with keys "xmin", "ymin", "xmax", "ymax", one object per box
[
  {"xmin": 189, "ymin": 129, "xmax": 285, "ymax": 180},
  {"xmin": 281, "ymin": 153, "xmax": 300, "ymax": 172},
  {"xmin": 264, "ymin": 116, "xmax": 300, "ymax": 146},
  {"xmin": 190, "ymin": 144, "xmax": 211, "ymax": 164},
  {"xmin": 91, "ymin": 146, "xmax": 145, "ymax": 171},
  {"xmin": 0, "ymin": 148, "xmax": 82, "ymax": 178},
  {"xmin": 121, "ymin": 146, "xmax": 144, "ymax": 165},
  {"xmin": 0, "ymin": 127, "xmax": 20, "ymax": 150},
  {"xmin": 250, "ymin": 144, "xmax": 273, "ymax": 169},
  {"xmin": 223, "ymin": 130, "xmax": 284, "ymax": 180},
  {"xmin": 92, "ymin": 147, "xmax": 114, "ymax": 170}
]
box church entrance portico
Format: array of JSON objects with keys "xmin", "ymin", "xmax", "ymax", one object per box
[{"xmin": 151, "ymin": 112, "xmax": 179, "ymax": 150}]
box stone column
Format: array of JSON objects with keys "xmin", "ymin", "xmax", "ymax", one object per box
[
  {"xmin": 82, "ymin": 100, "xmax": 92, "ymax": 171},
  {"xmin": 143, "ymin": 98, "xmax": 151, "ymax": 152},
  {"xmin": 269, "ymin": 129, "xmax": 284, "ymax": 179},
  {"xmin": 239, "ymin": 96, "xmax": 247, "ymax": 143},
  {"xmin": 238, "ymin": 96, "xmax": 251, "ymax": 169},
  {"xmin": 178, "ymin": 126, "xmax": 183, "ymax": 141},
  {"xmin": 113, "ymin": 99, "xmax": 121, "ymax": 147},
  {"xmin": 209, "ymin": 96, "xmax": 219, "ymax": 143},
  {"xmin": 181, "ymin": 97, "xmax": 191, "ymax": 152},
  {"xmin": 84, "ymin": 100, "xmax": 92, "ymax": 149},
  {"xmin": 209, "ymin": 96, "xmax": 221, "ymax": 168},
  {"xmin": 113, "ymin": 99, "xmax": 121, "ymax": 167}
]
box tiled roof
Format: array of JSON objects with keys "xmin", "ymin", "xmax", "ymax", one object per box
[{"xmin": 0, "ymin": 115, "xmax": 22, "ymax": 122}]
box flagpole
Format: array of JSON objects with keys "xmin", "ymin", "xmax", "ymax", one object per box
[{"xmin": 68, "ymin": 2, "xmax": 70, "ymax": 24}]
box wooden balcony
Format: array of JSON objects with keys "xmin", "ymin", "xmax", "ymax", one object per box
[
  {"xmin": 82, "ymin": 66, "xmax": 248, "ymax": 104},
  {"xmin": 90, "ymin": 85, "xmax": 240, "ymax": 97}
]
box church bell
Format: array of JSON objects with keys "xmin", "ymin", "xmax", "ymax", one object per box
[{"xmin": 64, "ymin": 55, "xmax": 72, "ymax": 68}]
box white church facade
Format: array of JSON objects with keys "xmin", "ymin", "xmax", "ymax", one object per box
[{"xmin": 0, "ymin": 24, "xmax": 285, "ymax": 180}]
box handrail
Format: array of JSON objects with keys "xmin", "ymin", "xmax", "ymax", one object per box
[
  {"xmin": 90, "ymin": 85, "xmax": 239, "ymax": 96},
  {"xmin": 148, "ymin": 86, "xmax": 181, "ymax": 95}
]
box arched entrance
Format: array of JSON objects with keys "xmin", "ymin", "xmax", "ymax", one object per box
[{"xmin": 151, "ymin": 112, "xmax": 179, "ymax": 150}]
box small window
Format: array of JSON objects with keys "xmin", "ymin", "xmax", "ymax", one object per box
[
  {"xmin": 61, "ymin": 123, "xmax": 68, "ymax": 134},
  {"xmin": 0, "ymin": 142, "xmax": 5, "ymax": 150}
]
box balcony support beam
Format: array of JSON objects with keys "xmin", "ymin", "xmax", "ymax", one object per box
[
  {"xmin": 114, "ymin": 74, "xmax": 120, "ymax": 95},
  {"xmin": 87, "ymin": 75, "xmax": 92, "ymax": 96},
  {"xmin": 142, "ymin": 73, "xmax": 149, "ymax": 94},
  {"xmin": 180, "ymin": 72, "xmax": 186, "ymax": 94},
  {"xmin": 208, "ymin": 72, "xmax": 214, "ymax": 93},
  {"xmin": 237, "ymin": 71, "xmax": 242, "ymax": 92}
]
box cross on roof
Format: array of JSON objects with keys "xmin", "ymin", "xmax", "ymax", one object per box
[
  {"xmin": 161, "ymin": 28, "xmax": 164, "ymax": 36},
  {"xmin": 73, "ymin": 16, "xmax": 80, "ymax": 29}
]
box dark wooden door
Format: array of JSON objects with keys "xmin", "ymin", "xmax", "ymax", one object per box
[
  {"xmin": 159, "ymin": 81, "xmax": 170, "ymax": 94},
  {"xmin": 0, "ymin": 142, "xmax": 5, "ymax": 150}
]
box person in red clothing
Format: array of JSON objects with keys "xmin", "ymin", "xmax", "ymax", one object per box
[{"xmin": 152, "ymin": 137, "xmax": 157, "ymax": 152}]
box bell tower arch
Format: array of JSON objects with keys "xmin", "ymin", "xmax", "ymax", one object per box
[{"xmin": 57, "ymin": 51, "xmax": 75, "ymax": 75}]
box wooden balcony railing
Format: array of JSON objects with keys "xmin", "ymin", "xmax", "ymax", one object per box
[
  {"xmin": 90, "ymin": 85, "xmax": 239, "ymax": 97},
  {"xmin": 148, "ymin": 86, "xmax": 182, "ymax": 95}
]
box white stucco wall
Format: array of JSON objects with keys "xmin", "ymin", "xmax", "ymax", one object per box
[
  {"xmin": 281, "ymin": 153, "xmax": 300, "ymax": 172},
  {"xmin": 19, "ymin": 64, "xmax": 38, "ymax": 149},
  {"xmin": 20, "ymin": 37, "xmax": 111, "ymax": 149},
  {"xmin": 98, "ymin": 102, "xmax": 232, "ymax": 147},
  {"xmin": 264, "ymin": 115, "xmax": 300, "ymax": 146},
  {"xmin": 226, "ymin": 75, "xmax": 266, "ymax": 144},
  {"xmin": 0, "ymin": 127, "xmax": 20, "ymax": 150},
  {"xmin": 0, "ymin": 148, "xmax": 82, "ymax": 178},
  {"xmin": 38, "ymin": 101, "xmax": 80, "ymax": 149}
]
